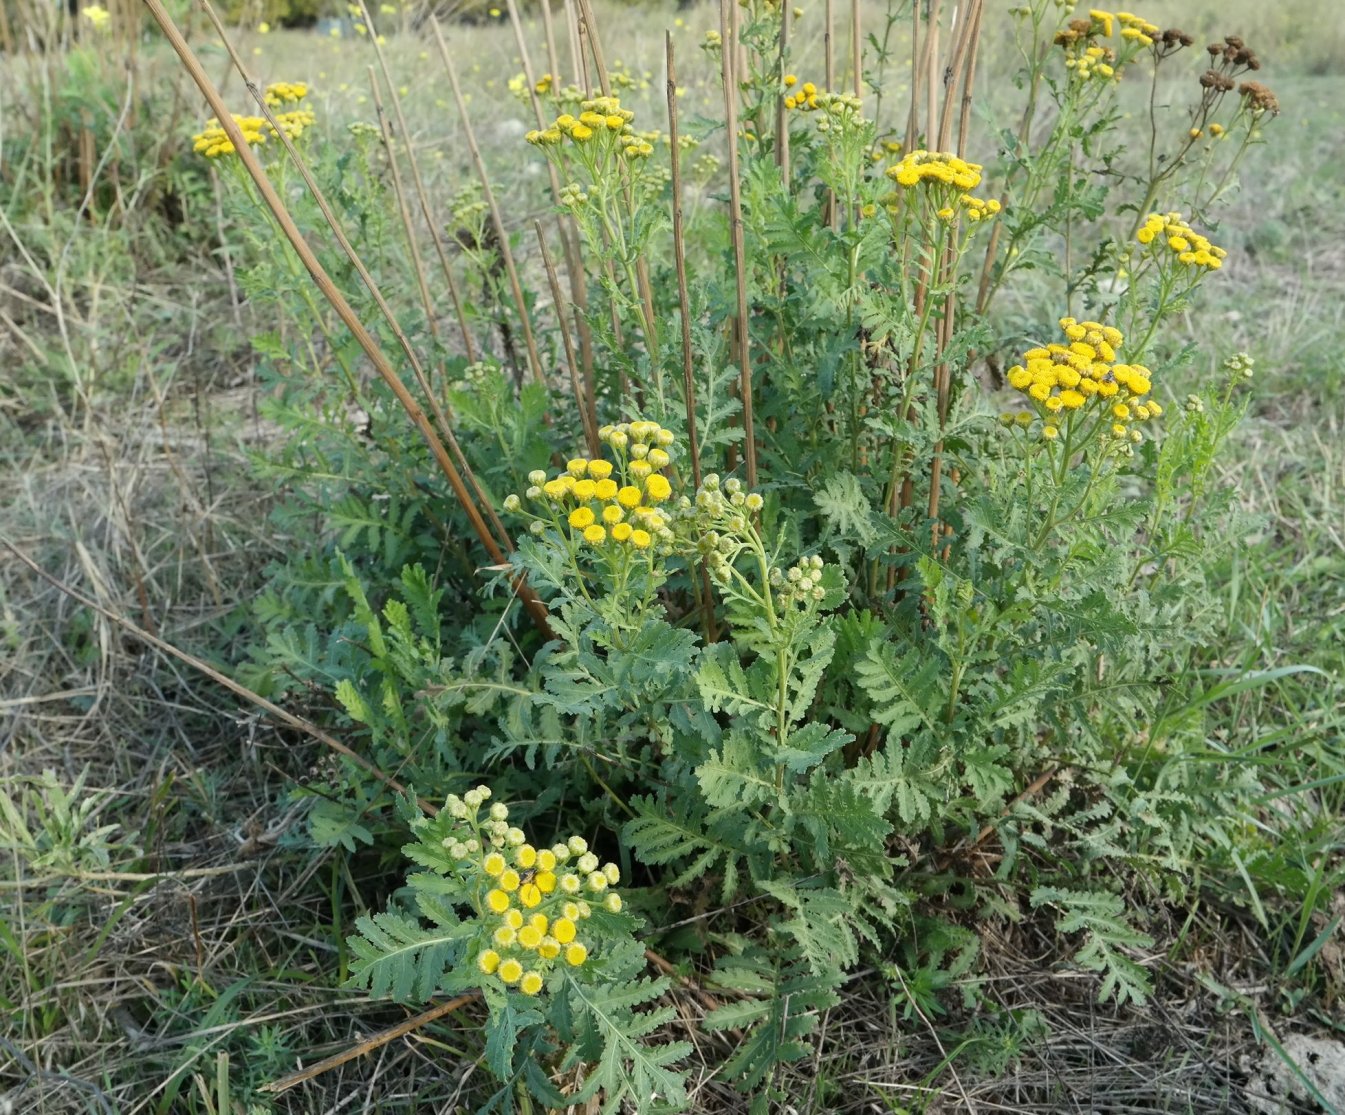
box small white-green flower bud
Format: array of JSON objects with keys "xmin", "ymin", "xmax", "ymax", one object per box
[{"xmin": 528, "ymin": 470, "xmax": 547, "ymax": 485}]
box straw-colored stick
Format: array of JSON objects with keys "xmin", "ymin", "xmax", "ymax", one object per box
[
  {"xmin": 923, "ymin": 0, "xmax": 942, "ymax": 144},
  {"xmin": 538, "ymin": 0, "xmax": 562, "ymax": 86},
  {"xmin": 775, "ymin": 3, "xmax": 791, "ymax": 180},
  {"xmin": 536, "ymin": 221, "xmax": 600, "ymax": 456},
  {"xmin": 430, "ymin": 17, "xmax": 545, "ymax": 387},
  {"xmin": 564, "ymin": 0, "xmax": 586, "ymax": 91},
  {"xmin": 934, "ymin": 0, "xmax": 981, "ymax": 151},
  {"xmin": 824, "ymin": 0, "xmax": 834, "ymax": 94},
  {"xmin": 905, "ymin": 0, "xmax": 920, "ymax": 148},
  {"xmin": 367, "ymin": 69, "xmax": 440, "ymax": 344},
  {"xmin": 850, "ymin": 0, "xmax": 861, "ymax": 99},
  {"xmin": 573, "ymin": 0, "xmax": 611, "ymax": 96},
  {"xmin": 360, "ymin": 0, "xmax": 476, "ymax": 363},
  {"xmin": 150, "ymin": 0, "xmax": 552, "ymax": 640},
  {"xmin": 666, "ymin": 34, "xmax": 702, "ymax": 491},
  {"xmin": 719, "ymin": 0, "xmax": 757, "ymax": 489},
  {"xmin": 502, "ymin": 0, "xmax": 596, "ymax": 396}
]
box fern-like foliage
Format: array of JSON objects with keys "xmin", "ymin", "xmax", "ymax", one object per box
[{"xmin": 1030, "ymin": 886, "xmax": 1155, "ymax": 1006}]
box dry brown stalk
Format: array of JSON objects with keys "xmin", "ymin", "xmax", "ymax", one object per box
[
  {"xmin": 572, "ymin": 0, "xmax": 611, "ymax": 96},
  {"xmin": 502, "ymin": 0, "xmax": 597, "ymax": 399},
  {"xmin": 665, "ymin": 37, "xmax": 702, "ymax": 493},
  {"xmin": 148, "ymin": 0, "xmax": 553, "ymax": 639},
  {"xmin": 775, "ymin": 4, "xmax": 791, "ymax": 180},
  {"xmin": 360, "ymin": 0, "xmax": 478, "ymax": 365},
  {"xmin": 259, "ymin": 993, "xmax": 481, "ymax": 1093},
  {"xmin": 824, "ymin": 0, "xmax": 835, "ymax": 93},
  {"xmin": 718, "ymin": 0, "xmax": 758, "ymax": 490},
  {"xmin": 537, "ymin": 0, "xmax": 562, "ymax": 86},
  {"xmin": 850, "ymin": 0, "xmax": 862, "ymax": 99},
  {"xmin": 667, "ymin": 33, "xmax": 719, "ymax": 645},
  {"xmin": 429, "ymin": 16, "xmax": 545, "ymax": 387},
  {"xmin": 367, "ymin": 68, "xmax": 440, "ymax": 345},
  {"xmin": 536, "ymin": 220, "xmax": 600, "ymax": 456}
]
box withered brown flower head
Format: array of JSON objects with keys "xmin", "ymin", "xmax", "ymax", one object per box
[{"xmin": 1239, "ymin": 81, "xmax": 1280, "ymax": 114}]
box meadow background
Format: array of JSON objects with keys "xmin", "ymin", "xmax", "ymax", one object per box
[{"xmin": 1, "ymin": 0, "xmax": 1343, "ymax": 1110}]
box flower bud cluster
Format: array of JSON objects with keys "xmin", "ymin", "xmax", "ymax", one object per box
[
  {"xmin": 438, "ymin": 788, "xmax": 624, "ymax": 998},
  {"xmin": 691, "ymin": 474, "xmax": 766, "ymax": 584},
  {"xmin": 768, "ymin": 554, "xmax": 827, "ymax": 606},
  {"xmin": 1223, "ymin": 352, "xmax": 1254, "ymax": 382}
]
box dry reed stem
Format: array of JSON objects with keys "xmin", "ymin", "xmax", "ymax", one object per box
[
  {"xmin": 2, "ymin": 538, "xmax": 436, "ymax": 813},
  {"xmin": 536, "ymin": 220, "xmax": 600, "ymax": 456},
  {"xmin": 573, "ymin": 0, "xmax": 611, "ymax": 95},
  {"xmin": 560, "ymin": 0, "xmax": 660, "ymax": 375},
  {"xmin": 850, "ymin": 0, "xmax": 861, "ymax": 98},
  {"xmin": 667, "ymin": 35, "xmax": 720, "ymax": 645},
  {"xmin": 928, "ymin": 0, "xmax": 985, "ymax": 546},
  {"xmin": 429, "ymin": 16, "xmax": 546, "ymax": 387},
  {"xmin": 206, "ymin": 10, "xmax": 510, "ymax": 561},
  {"xmin": 718, "ymin": 0, "xmax": 758, "ymax": 490},
  {"xmin": 665, "ymin": 36, "xmax": 702, "ymax": 493},
  {"xmin": 565, "ymin": 0, "xmax": 589, "ymax": 92},
  {"xmin": 776, "ymin": 4, "xmax": 791, "ymax": 180},
  {"xmin": 538, "ymin": 0, "xmax": 562, "ymax": 86},
  {"xmin": 503, "ymin": 0, "xmax": 597, "ymax": 397},
  {"xmin": 361, "ymin": 0, "xmax": 479, "ymax": 365},
  {"xmin": 259, "ymin": 993, "xmax": 481, "ymax": 1093},
  {"xmin": 151, "ymin": 0, "xmax": 552, "ymax": 639},
  {"xmin": 824, "ymin": 0, "xmax": 835, "ymax": 93},
  {"xmin": 367, "ymin": 69, "xmax": 441, "ymax": 345}
]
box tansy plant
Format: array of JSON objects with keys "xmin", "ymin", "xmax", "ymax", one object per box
[
  {"xmin": 180, "ymin": 0, "xmax": 1287, "ymax": 1108},
  {"xmin": 346, "ymin": 786, "xmax": 689, "ymax": 1110}
]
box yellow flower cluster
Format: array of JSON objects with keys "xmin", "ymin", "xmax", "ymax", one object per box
[
  {"xmin": 192, "ymin": 88, "xmax": 316, "ymax": 159},
  {"xmin": 535, "ymin": 73, "xmax": 555, "ymax": 94},
  {"xmin": 1065, "ymin": 43, "xmax": 1119, "ymax": 80},
  {"xmin": 935, "ymin": 194, "xmax": 1001, "ymax": 223},
  {"xmin": 82, "ymin": 4, "xmax": 110, "ymax": 29},
  {"xmin": 506, "ymin": 421, "xmax": 678, "ymax": 550},
  {"xmin": 525, "ymin": 95, "xmax": 652, "ymax": 158},
  {"xmin": 1006, "ymin": 318, "xmax": 1162, "ymax": 442},
  {"xmin": 1088, "ymin": 8, "xmax": 1115, "ymax": 36},
  {"xmin": 1117, "ymin": 11, "xmax": 1160, "ymax": 46},
  {"xmin": 192, "ymin": 115, "xmax": 268, "ymax": 158},
  {"xmin": 440, "ymin": 788, "xmax": 623, "ymax": 997},
  {"xmin": 886, "ymin": 150, "xmax": 983, "ymax": 190},
  {"xmin": 264, "ymin": 81, "xmax": 308, "ymax": 106},
  {"xmin": 1135, "ymin": 212, "xmax": 1226, "ymax": 271},
  {"xmin": 783, "ymin": 79, "xmax": 819, "ymax": 111}
]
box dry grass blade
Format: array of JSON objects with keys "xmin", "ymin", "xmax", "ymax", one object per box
[
  {"xmin": 259, "ymin": 992, "xmax": 480, "ymax": 1094},
  {"xmin": 1, "ymin": 537, "xmax": 437, "ymax": 814}
]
